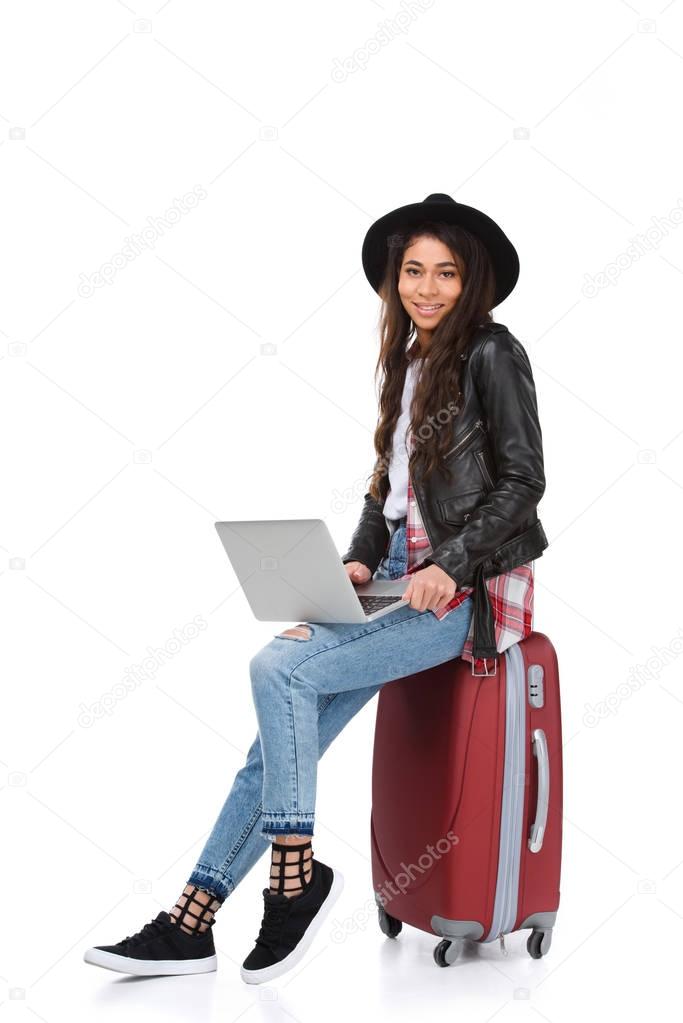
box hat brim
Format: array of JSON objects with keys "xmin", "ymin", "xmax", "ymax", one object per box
[{"xmin": 362, "ymin": 197, "xmax": 519, "ymax": 308}]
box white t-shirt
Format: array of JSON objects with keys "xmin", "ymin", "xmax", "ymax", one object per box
[{"xmin": 383, "ymin": 357, "xmax": 423, "ymax": 525}]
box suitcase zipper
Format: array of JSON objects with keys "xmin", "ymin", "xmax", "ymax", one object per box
[{"xmin": 485, "ymin": 642, "xmax": 526, "ymax": 942}]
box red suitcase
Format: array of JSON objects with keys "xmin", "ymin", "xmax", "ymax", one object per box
[{"xmin": 370, "ymin": 631, "xmax": 562, "ymax": 967}]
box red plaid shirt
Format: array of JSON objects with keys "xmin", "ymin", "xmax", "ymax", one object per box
[{"xmin": 386, "ymin": 438, "xmax": 534, "ymax": 675}]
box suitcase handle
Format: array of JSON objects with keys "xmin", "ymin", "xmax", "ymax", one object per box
[{"xmin": 529, "ymin": 728, "xmax": 549, "ymax": 853}]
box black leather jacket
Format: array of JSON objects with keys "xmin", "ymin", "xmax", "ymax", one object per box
[{"xmin": 341, "ymin": 322, "xmax": 549, "ymax": 664}]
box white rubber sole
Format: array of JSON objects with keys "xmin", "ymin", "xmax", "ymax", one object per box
[
  {"xmin": 83, "ymin": 947, "xmax": 218, "ymax": 976},
  {"xmin": 240, "ymin": 868, "xmax": 344, "ymax": 985}
]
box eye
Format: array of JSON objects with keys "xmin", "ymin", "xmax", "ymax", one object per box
[{"xmin": 404, "ymin": 268, "xmax": 457, "ymax": 278}]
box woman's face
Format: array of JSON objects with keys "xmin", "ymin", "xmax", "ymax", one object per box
[{"xmin": 397, "ymin": 235, "xmax": 463, "ymax": 344}]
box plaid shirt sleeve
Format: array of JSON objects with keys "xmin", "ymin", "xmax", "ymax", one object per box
[{"xmin": 394, "ymin": 465, "xmax": 534, "ymax": 675}]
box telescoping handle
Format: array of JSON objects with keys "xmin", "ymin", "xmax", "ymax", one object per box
[{"xmin": 528, "ymin": 728, "xmax": 549, "ymax": 853}]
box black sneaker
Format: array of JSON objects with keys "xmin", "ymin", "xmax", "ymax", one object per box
[
  {"xmin": 240, "ymin": 857, "xmax": 343, "ymax": 984},
  {"xmin": 83, "ymin": 911, "xmax": 218, "ymax": 976}
]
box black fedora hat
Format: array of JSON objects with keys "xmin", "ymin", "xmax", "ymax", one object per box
[{"xmin": 361, "ymin": 192, "xmax": 519, "ymax": 308}]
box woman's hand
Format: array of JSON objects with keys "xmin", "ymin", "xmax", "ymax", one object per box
[
  {"xmin": 344, "ymin": 561, "xmax": 372, "ymax": 584},
  {"xmin": 402, "ymin": 564, "xmax": 457, "ymax": 611}
]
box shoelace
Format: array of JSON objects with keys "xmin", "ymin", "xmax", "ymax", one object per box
[
  {"xmin": 121, "ymin": 917, "xmax": 170, "ymax": 947},
  {"xmin": 255, "ymin": 894, "xmax": 292, "ymax": 951}
]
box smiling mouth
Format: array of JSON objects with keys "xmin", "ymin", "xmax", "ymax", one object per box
[{"xmin": 414, "ymin": 303, "xmax": 443, "ymax": 311}]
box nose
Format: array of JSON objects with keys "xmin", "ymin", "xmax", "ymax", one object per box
[{"xmin": 417, "ymin": 274, "xmax": 439, "ymax": 298}]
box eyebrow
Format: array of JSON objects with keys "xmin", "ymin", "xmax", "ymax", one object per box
[{"xmin": 403, "ymin": 259, "xmax": 458, "ymax": 268}]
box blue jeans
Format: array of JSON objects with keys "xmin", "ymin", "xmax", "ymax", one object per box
[{"xmin": 186, "ymin": 521, "xmax": 473, "ymax": 901}]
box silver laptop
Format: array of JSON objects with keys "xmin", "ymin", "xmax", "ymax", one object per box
[{"xmin": 215, "ymin": 519, "xmax": 410, "ymax": 623}]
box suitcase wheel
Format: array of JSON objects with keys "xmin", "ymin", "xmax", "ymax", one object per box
[
  {"xmin": 377, "ymin": 905, "xmax": 402, "ymax": 938},
  {"xmin": 527, "ymin": 928, "xmax": 553, "ymax": 959},
  {"xmin": 433, "ymin": 938, "xmax": 461, "ymax": 967}
]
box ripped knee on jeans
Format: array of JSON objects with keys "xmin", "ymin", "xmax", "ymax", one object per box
[{"xmin": 277, "ymin": 623, "xmax": 313, "ymax": 641}]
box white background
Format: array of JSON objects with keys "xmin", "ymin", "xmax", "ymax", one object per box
[{"xmin": 1, "ymin": 0, "xmax": 681, "ymax": 1019}]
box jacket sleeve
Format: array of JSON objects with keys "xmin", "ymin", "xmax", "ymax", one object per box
[
  {"xmin": 341, "ymin": 488, "xmax": 390, "ymax": 575},
  {"xmin": 422, "ymin": 331, "xmax": 546, "ymax": 586}
]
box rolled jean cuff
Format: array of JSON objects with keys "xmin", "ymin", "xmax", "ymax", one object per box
[
  {"xmin": 260, "ymin": 812, "xmax": 315, "ymax": 842},
  {"xmin": 185, "ymin": 864, "xmax": 233, "ymax": 902}
]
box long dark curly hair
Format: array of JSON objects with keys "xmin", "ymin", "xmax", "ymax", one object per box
[{"xmin": 366, "ymin": 221, "xmax": 497, "ymax": 503}]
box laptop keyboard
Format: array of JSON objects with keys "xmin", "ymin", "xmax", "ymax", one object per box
[{"xmin": 357, "ymin": 594, "xmax": 404, "ymax": 614}]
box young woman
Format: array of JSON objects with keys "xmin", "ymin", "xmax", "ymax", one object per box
[{"xmin": 84, "ymin": 193, "xmax": 548, "ymax": 984}]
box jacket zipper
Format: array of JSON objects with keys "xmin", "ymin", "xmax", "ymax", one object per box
[
  {"xmin": 444, "ymin": 418, "xmax": 485, "ymax": 459},
  {"xmin": 475, "ymin": 449, "xmax": 495, "ymax": 489},
  {"xmin": 411, "ymin": 471, "xmax": 433, "ymax": 546},
  {"xmin": 410, "ymin": 418, "xmax": 486, "ymax": 540}
]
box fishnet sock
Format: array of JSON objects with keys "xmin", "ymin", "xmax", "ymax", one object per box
[
  {"xmin": 169, "ymin": 884, "xmax": 223, "ymax": 935},
  {"xmin": 269, "ymin": 839, "xmax": 314, "ymax": 898}
]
